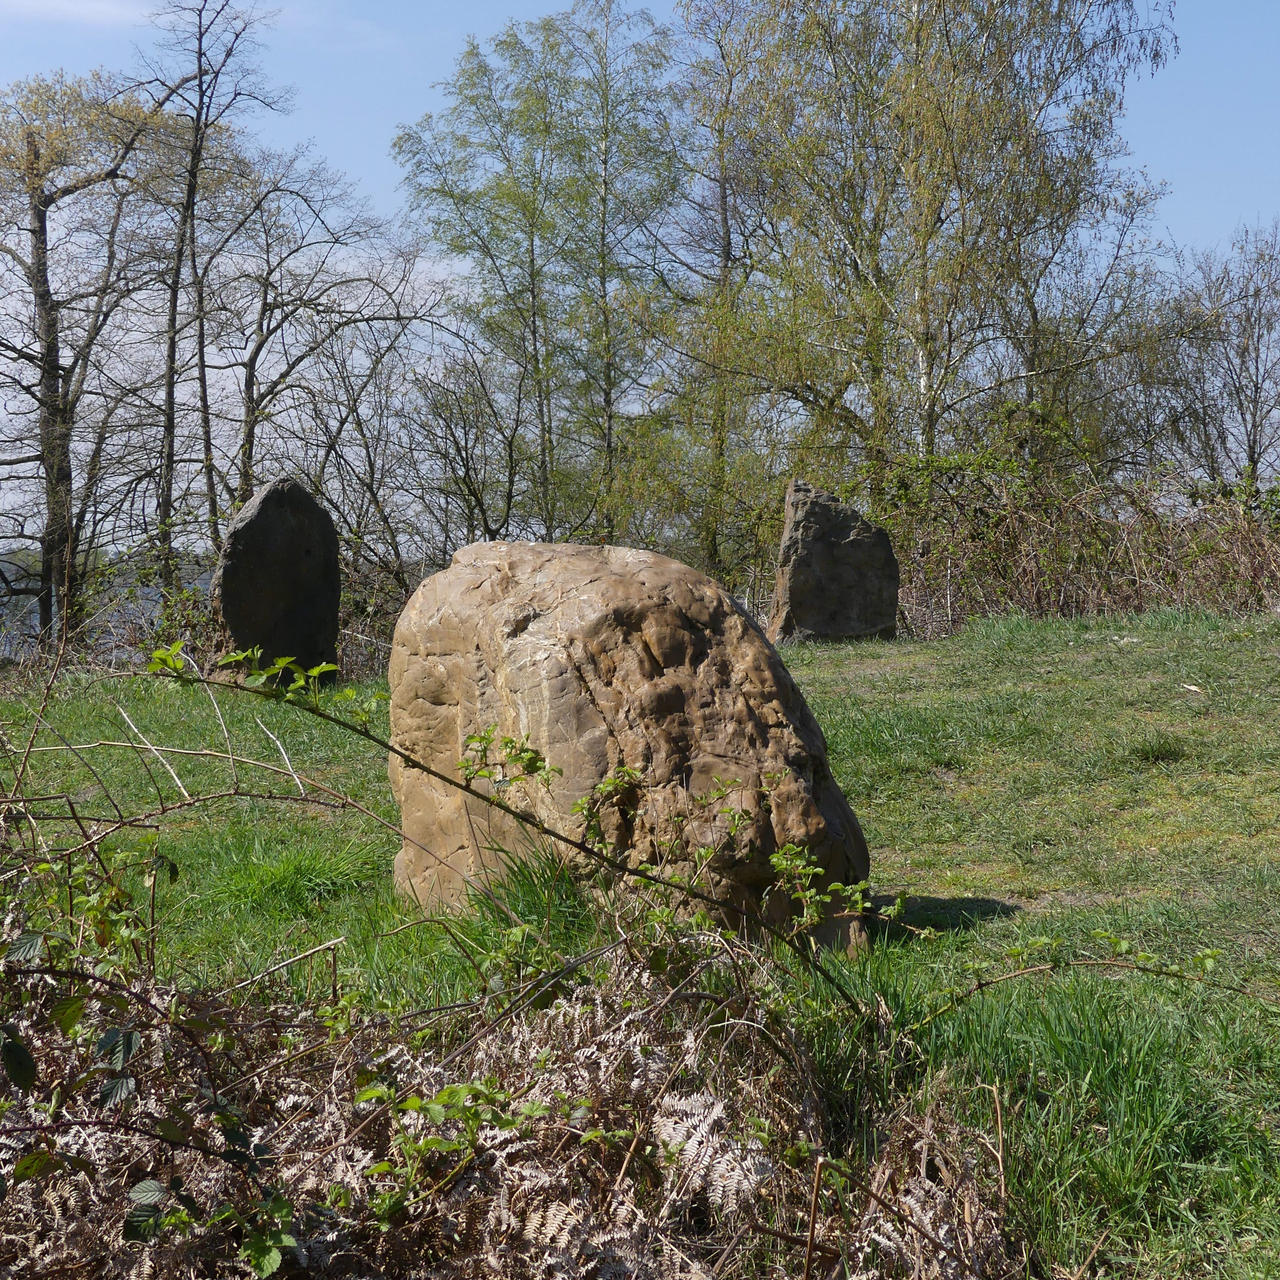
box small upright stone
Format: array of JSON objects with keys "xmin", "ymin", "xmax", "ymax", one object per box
[
  {"xmin": 767, "ymin": 479, "xmax": 898, "ymax": 643},
  {"xmin": 210, "ymin": 478, "xmax": 340, "ymax": 678}
]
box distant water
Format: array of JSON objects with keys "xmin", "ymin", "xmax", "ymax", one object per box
[{"xmin": 0, "ymin": 563, "xmax": 213, "ymax": 665}]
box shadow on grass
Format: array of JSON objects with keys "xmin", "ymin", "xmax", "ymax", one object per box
[{"xmin": 868, "ymin": 893, "xmax": 1021, "ymax": 941}]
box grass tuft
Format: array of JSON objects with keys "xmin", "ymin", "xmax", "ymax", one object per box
[
  {"xmin": 205, "ymin": 834, "xmax": 385, "ymax": 916},
  {"xmin": 1119, "ymin": 726, "xmax": 1192, "ymax": 767}
]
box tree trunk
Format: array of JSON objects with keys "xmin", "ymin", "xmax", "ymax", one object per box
[
  {"xmin": 158, "ymin": 150, "xmax": 200, "ymax": 590},
  {"xmin": 698, "ymin": 160, "xmax": 734, "ymax": 582},
  {"xmin": 28, "ymin": 148, "xmax": 80, "ymax": 648}
]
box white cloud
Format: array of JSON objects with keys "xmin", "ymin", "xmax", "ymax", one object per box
[{"xmin": 1, "ymin": 0, "xmax": 149, "ymax": 24}]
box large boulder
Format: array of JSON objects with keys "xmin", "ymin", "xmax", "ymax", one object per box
[
  {"xmin": 389, "ymin": 542, "xmax": 868, "ymax": 940},
  {"xmin": 210, "ymin": 478, "xmax": 340, "ymax": 678},
  {"xmin": 767, "ymin": 479, "xmax": 899, "ymax": 643}
]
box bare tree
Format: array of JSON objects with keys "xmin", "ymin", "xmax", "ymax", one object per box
[
  {"xmin": 139, "ymin": 0, "xmax": 280, "ymax": 587},
  {"xmin": 1170, "ymin": 223, "xmax": 1280, "ymax": 497},
  {"xmin": 0, "ymin": 70, "xmax": 193, "ymax": 646}
]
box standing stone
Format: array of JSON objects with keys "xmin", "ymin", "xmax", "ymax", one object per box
[
  {"xmin": 210, "ymin": 478, "xmax": 340, "ymax": 678},
  {"xmin": 389, "ymin": 541, "xmax": 868, "ymax": 946},
  {"xmin": 767, "ymin": 479, "xmax": 898, "ymax": 643}
]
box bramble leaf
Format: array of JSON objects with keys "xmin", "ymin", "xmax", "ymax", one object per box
[
  {"xmin": 97, "ymin": 1027, "xmax": 141, "ymax": 1070},
  {"xmin": 50, "ymin": 996, "xmax": 85, "ymax": 1035},
  {"xmin": 100, "ymin": 1075, "xmax": 137, "ymax": 1108},
  {"xmin": 1, "ymin": 1030, "xmax": 37, "ymax": 1092},
  {"xmin": 128, "ymin": 1179, "xmax": 168, "ymax": 1206},
  {"xmin": 4, "ymin": 933, "xmax": 45, "ymax": 965},
  {"xmin": 123, "ymin": 1202, "xmax": 163, "ymax": 1243}
]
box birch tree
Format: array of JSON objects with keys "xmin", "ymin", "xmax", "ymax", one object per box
[
  {"xmin": 395, "ymin": 0, "xmax": 677, "ymax": 541},
  {"xmin": 686, "ymin": 0, "xmax": 1174, "ymax": 479}
]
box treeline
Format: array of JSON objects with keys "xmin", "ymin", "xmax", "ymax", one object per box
[{"xmin": 3, "ymin": 0, "xmax": 1279, "ymax": 657}]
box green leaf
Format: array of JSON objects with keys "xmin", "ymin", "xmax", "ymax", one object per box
[
  {"xmin": 147, "ymin": 852, "xmax": 180, "ymax": 886},
  {"xmin": 13, "ymin": 1150, "xmax": 59, "ymax": 1186},
  {"xmin": 243, "ymin": 1237, "xmax": 283, "ymax": 1278},
  {"xmin": 147, "ymin": 641, "xmax": 186, "ymax": 673},
  {"xmin": 4, "ymin": 933, "xmax": 45, "ymax": 965},
  {"xmin": 177, "ymin": 1016, "xmax": 221, "ymax": 1034},
  {"xmin": 156, "ymin": 1118, "xmax": 192, "ymax": 1144},
  {"xmin": 100, "ymin": 1075, "xmax": 137, "ymax": 1108},
  {"xmin": 97, "ymin": 1027, "xmax": 141, "ymax": 1069},
  {"xmin": 123, "ymin": 1202, "xmax": 163, "ymax": 1243},
  {"xmin": 50, "ymin": 995, "xmax": 85, "ymax": 1035},
  {"xmin": 1, "ymin": 1033, "xmax": 37, "ymax": 1092},
  {"xmin": 415, "ymin": 1135, "xmax": 465, "ymax": 1153},
  {"xmin": 128, "ymin": 1179, "xmax": 168, "ymax": 1206}
]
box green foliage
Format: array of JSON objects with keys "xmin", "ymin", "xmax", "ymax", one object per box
[
  {"xmin": 205, "ymin": 836, "xmax": 382, "ymax": 917},
  {"xmin": 766, "ymin": 842, "xmax": 865, "ymax": 937},
  {"xmin": 459, "ymin": 727, "xmax": 563, "ymax": 793},
  {"xmin": 0, "ymin": 1024, "xmax": 37, "ymax": 1093},
  {"xmin": 392, "ymin": 0, "xmax": 679, "ymax": 544},
  {"xmin": 570, "ymin": 761, "xmax": 642, "ymax": 852}
]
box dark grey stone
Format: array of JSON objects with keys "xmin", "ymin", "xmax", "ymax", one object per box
[
  {"xmin": 210, "ymin": 478, "xmax": 340, "ymax": 678},
  {"xmin": 766, "ymin": 479, "xmax": 898, "ymax": 642}
]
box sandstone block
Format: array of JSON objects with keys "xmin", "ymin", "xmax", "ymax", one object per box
[{"xmin": 389, "ymin": 542, "xmax": 868, "ymax": 941}]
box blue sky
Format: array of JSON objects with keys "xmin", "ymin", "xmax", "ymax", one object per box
[{"xmin": 2, "ymin": 0, "xmax": 1277, "ymax": 251}]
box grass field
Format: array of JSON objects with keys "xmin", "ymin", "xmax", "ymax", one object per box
[
  {"xmin": 2, "ymin": 611, "xmax": 1279, "ymax": 1276},
  {"xmin": 794, "ymin": 612, "xmax": 1280, "ymax": 1276}
]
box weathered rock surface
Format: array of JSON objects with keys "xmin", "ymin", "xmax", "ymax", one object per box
[
  {"xmin": 767, "ymin": 479, "xmax": 899, "ymax": 643},
  {"xmin": 389, "ymin": 541, "xmax": 868, "ymax": 941},
  {"xmin": 210, "ymin": 478, "xmax": 340, "ymax": 678}
]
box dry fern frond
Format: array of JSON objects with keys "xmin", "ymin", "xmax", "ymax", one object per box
[{"xmin": 1, "ymin": 916, "xmax": 1020, "ymax": 1280}]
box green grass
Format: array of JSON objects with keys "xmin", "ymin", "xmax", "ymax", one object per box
[
  {"xmin": 786, "ymin": 611, "xmax": 1280, "ymax": 1277},
  {"xmin": 2, "ymin": 669, "xmax": 610, "ymax": 1012},
  {"xmin": 792, "ymin": 611, "xmax": 1280, "ymax": 912},
  {"xmin": 3, "ymin": 611, "xmax": 1280, "ymax": 1275}
]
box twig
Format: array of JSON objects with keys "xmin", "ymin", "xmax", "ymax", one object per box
[
  {"xmin": 375, "ymin": 916, "xmax": 438, "ymax": 939},
  {"xmin": 976, "ymin": 1081, "xmax": 1007, "ymax": 1208},
  {"xmin": 854, "ymin": 1173, "xmax": 985, "ymax": 1280},
  {"xmin": 255, "ymin": 715, "xmax": 305, "ymax": 795},
  {"xmin": 743, "ymin": 1209, "xmax": 839, "ymax": 1260},
  {"xmin": 20, "ymin": 716, "xmax": 125, "ymax": 826},
  {"xmin": 613, "ymin": 1025, "xmax": 690, "ymax": 1196},
  {"xmin": 1069, "ymin": 1229, "xmax": 1109, "ymax": 1280},
  {"xmin": 288, "ymin": 939, "xmax": 625, "ymax": 1180},
  {"xmin": 708, "ymin": 1225, "xmax": 749, "ymax": 1278},
  {"xmin": 433, "ymin": 916, "xmax": 491, "ymax": 994},
  {"xmin": 916, "ymin": 958, "xmax": 1280, "ymax": 1030},
  {"xmin": 186, "ymin": 649, "xmax": 237, "ymax": 788},
  {"xmin": 802, "ymin": 1157, "xmax": 826, "ymax": 1280},
  {"xmin": 116, "ymin": 703, "xmax": 191, "ymax": 801},
  {"xmin": 220, "ymin": 937, "xmax": 346, "ymax": 996},
  {"xmin": 150, "ymin": 668, "xmax": 870, "ymax": 1008},
  {"xmin": 33, "ymin": 739, "xmax": 529, "ymax": 932},
  {"xmin": 223, "ymin": 1037, "xmax": 333, "ymax": 1090},
  {"xmin": 7, "ymin": 626, "xmax": 68, "ymax": 799}
]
